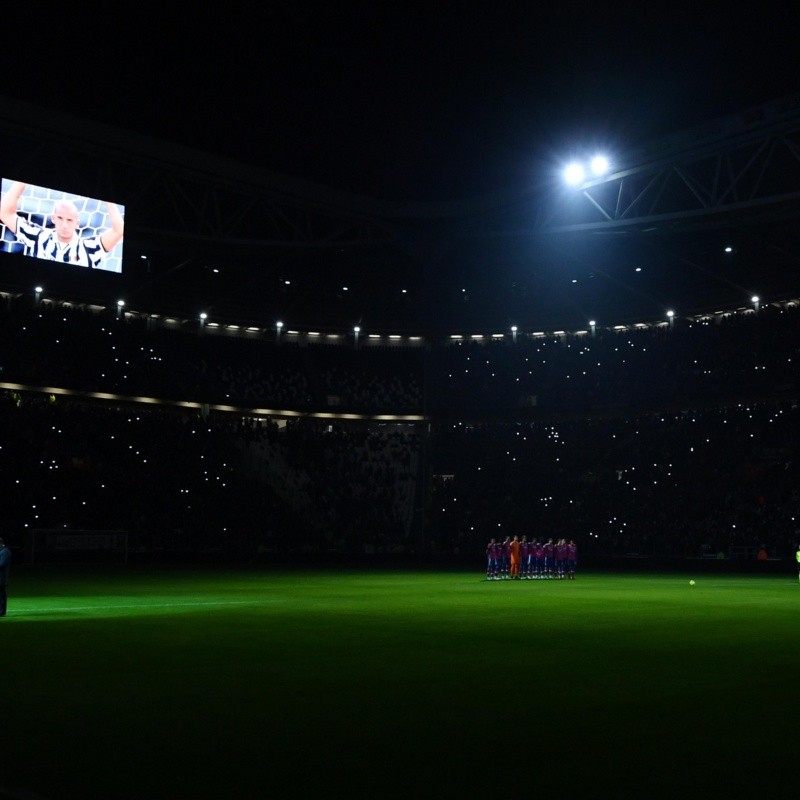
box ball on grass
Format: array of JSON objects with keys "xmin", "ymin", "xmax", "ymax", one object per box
[{"xmin": 689, "ymin": 579, "xmax": 696, "ymax": 586}]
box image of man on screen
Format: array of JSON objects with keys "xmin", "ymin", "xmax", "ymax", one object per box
[{"xmin": 0, "ymin": 180, "xmax": 124, "ymax": 268}]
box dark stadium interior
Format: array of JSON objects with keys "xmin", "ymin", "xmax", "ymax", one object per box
[
  {"xmin": 4, "ymin": 9, "xmax": 800, "ymax": 800},
  {"xmin": 2, "ymin": 4, "xmax": 800, "ymax": 573}
]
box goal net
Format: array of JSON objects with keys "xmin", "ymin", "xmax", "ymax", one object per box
[{"xmin": 25, "ymin": 529, "xmax": 129, "ymax": 565}]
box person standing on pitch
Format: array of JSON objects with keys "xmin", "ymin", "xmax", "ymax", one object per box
[
  {"xmin": 500, "ymin": 536, "xmax": 511, "ymax": 579},
  {"xmin": 0, "ymin": 537, "xmax": 11, "ymax": 616},
  {"xmin": 567, "ymin": 539, "xmax": 578, "ymax": 580},
  {"xmin": 509, "ymin": 535, "xmax": 521, "ymax": 580},
  {"xmin": 486, "ymin": 538, "xmax": 499, "ymax": 580},
  {"xmin": 520, "ymin": 535, "xmax": 530, "ymax": 579},
  {"xmin": 543, "ymin": 538, "xmax": 554, "ymax": 578},
  {"xmin": 796, "ymin": 543, "xmax": 800, "ymax": 584}
]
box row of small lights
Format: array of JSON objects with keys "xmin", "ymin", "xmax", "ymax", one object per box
[{"xmin": 30, "ymin": 285, "xmax": 765, "ymax": 339}]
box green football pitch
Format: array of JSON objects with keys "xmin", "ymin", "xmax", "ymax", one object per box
[{"xmin": 2, "ymin": 566, "xmax": 798, "ymax": 799}]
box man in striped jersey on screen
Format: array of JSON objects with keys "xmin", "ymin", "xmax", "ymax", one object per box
[{"xmin": 0, "ymin": 180, "xmax": 123, "ymax": 268}]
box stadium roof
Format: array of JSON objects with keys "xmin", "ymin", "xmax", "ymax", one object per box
[{"xmin": 2, "ymin": 5, "xmax": 800, "ymax": 334}]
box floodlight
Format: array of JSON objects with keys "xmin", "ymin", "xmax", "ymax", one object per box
[
  {"xmin": 590, "ymin": 155, "xmax": 610, "ymax": 176},
  {"xmin": 563, "ymin": 163, "xmax": 585, "ymax": 186}
]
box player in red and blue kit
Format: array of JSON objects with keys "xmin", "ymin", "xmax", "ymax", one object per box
[
  {"xmin": 500, "ymin": 536, "xmax": 511, "ymax": 579},
  {"xmin": 567, "ymin": 539, "xmax": 577, "ymax": 579},
  {"xmin": 542, "ymin": 538, "xmax": 554, "ymax": 578},
  {"xmin": 533, "ymin": 539, "xmax": 544, "ymax": 578},
  {"xmin": 520, "ymin": 536, "xmax": 530, "ymax": 579},
  {"xmin": 486, "ymin": 538, "xmax": 499, "ymax": 580},
  {"xmin": 555, "ymin": 538, "xmax": 567, "ymax": 579}
]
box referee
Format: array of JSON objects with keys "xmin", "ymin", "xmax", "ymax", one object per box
[{"xmin": 0, "ymin": 537, "xmax": 10, "ymax": 616}]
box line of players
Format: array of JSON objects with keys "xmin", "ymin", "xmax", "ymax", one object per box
[{"xmin": 486, "ymin": 536, "xmax": 577, "ymax": 580}]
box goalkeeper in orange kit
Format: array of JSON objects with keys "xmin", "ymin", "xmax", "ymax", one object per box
[{"xmin": 509, "ymin": 535, "xmax": 521, "ymax": 579}]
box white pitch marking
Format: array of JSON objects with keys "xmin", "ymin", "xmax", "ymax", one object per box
[{"xmin": 13, "ymin": 599, "xmax": 263, "ymax": 615}]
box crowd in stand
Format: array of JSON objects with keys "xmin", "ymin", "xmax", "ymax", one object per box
[
  {"xmin": 3, "ymin": 294, "xmax": 800, "ymax": 417},
  {"xmin": 1, "ymin": 291, "xmax": 800, "ymax": 563},
  {"xmin": 0, "ymin": 295, "xmax": 424, "ymax": 413},
  {"xmin": 426, "ymin": 401, "xmax": 800, "ymax": 560}
]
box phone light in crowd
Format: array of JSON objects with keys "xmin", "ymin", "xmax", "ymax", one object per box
[
  {"xmin": 589, "ymin": 319, "xmax": 596, "ymax": 338},
  {"xmin": 116, "ymin": 299, "xmax": 125, "ymax": 318},
  {"xmin": 199, "ymin": 312, "xmax": 207, "ymax": 329},
  {"xmin": 34, "ymin": 286, "xmax": 43, "ymax": 304},
  {"xmin": 667, "ymin": 309, "xmax": 675, "ymax": 329},
  {"xmin": 354, "ymin": 325, "xmax": 361, "ymax": 348},
  {"xmin": 752, "ymin": 295, "xmax": 760, "ymax": 312},
  {"xmin": 511, "ymin": 324, "xmax": 518, "ymax": 344}
]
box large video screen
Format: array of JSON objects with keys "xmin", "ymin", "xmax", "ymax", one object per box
[{"xmin": 0, "ymin": 178, "xmax": 125, "ymax": 274}]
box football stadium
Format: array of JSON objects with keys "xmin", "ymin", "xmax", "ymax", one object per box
[{"xmin": 2, "ymin": 7, "xmax": 800, "ymax": 800}]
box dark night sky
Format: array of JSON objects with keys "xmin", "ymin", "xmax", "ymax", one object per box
[{"xmin": 6, "ymin": 3, "xmax": 799, "ymax": 202}]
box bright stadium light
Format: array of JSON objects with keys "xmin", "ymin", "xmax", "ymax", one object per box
[
  {"xmin": 590, "ymin": 155, "xmax": 610, "ymax": 176},
  {"xmin": 563, "ymin": 162, "xmax": 585, "ymax": 186}
]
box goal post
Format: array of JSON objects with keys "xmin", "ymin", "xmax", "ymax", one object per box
[{"xmin": 25, "ymin": 529, "xmax": 129, "ymax": 565}]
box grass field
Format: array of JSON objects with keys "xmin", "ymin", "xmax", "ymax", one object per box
[{"xmin": 1, "ymin": 566, "xmax": 798, "ymax": 799}]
